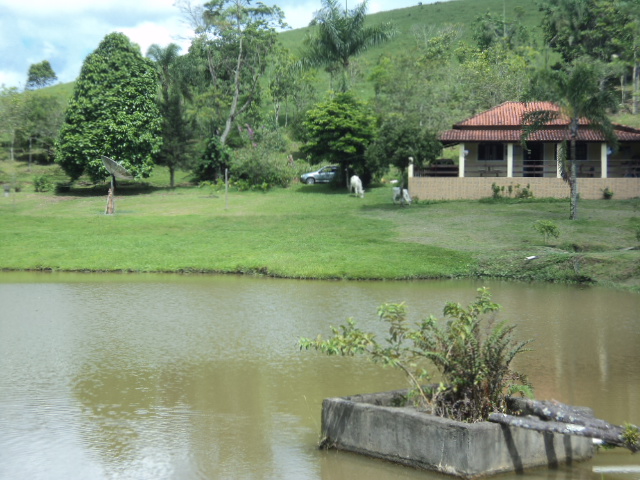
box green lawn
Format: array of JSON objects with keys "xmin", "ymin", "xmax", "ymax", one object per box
[{"xmin": 1, "ymin": 162, "xmax": 639, "ymax": 289}]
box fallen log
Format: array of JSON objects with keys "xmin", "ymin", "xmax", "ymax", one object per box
[
  {"xmin": 507, "ymin": 398, "xmax": 617, "ymax": 432},
  {"xmin": 488, "ymin": 412, "xmax": 639, "ymax": 453}
]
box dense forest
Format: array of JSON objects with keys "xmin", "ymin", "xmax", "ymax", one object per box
[{"xmin": 1, "ymin": 0, "xmax": 639, "ymax": 189}]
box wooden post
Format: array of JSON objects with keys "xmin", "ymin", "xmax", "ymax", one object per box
[
  {"xmin": 105, "ymin": 176, "xmax": 115, "ymax": 214},
  {"xmin": 225, "ymin": 168, "xmax": 229, "ymax": 210}
]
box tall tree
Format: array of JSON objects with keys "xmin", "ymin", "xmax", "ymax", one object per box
[
  {"xmin": 455, "ymin": 43, "xmax": 533, "ymax": 115},
  {"xmin": 18, "ymin": 93, "xmax": 65, "ymax": 169},
  {"xmin": 366, "ymin": 114, "xmax": 441, "ymax": 179},
  {"xmin": 301, "ymin": 92, "xmax": 377, "ymax": 185},
  {"xmin": 55, "ymin": 33, "xmax": 162, "ymax": 182},
  {"xmin": 538, "ymin": 0, "xmax": 633, "ymax": 63},
  {"xmin": 147, "ymin": 43, "xmax": 192, "ymax": 188},
  {"xmin": 268, "ymin": 47, "xmax": 317, "ymax": 129},
  {"xmin": 620, "ymin": 0, "xmax": 640, "ymax": 113},
  {"xmin": 179, "ymin": 0, "xmax": 286, "ymax": 145},
  {"xmin": 472, "ymin": 11, "xmax": 529, "ymax": 51},
  {"xmin": 523, "ymin": 60, "xmax": 616, "ymax": 220},
  {"xmin": 0, "ymin": 86, "xmax": 25, "ymax": 161},
  {"xmin": 25, "ymin": 60, "xmax": 57, "ymax": 90},
  {"xmin": 369, "ymin": 26, "xmax": 463, "ymax": 132},
  {"xmin": 299, "ymin": 0, "xmax": 396, "ymax": 92}
]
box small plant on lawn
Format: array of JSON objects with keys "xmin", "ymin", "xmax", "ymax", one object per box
[
  {"xmin": 491, "ymin": 183, "xmax": 503, "ymax": 199},
  {"xmin": 533, "ymin": 220, "xmax": 560, "ymax": 245},
  {"xmin": 300, "ymin": 288, "xmax": 533, "ymax": 423},
  {"xmin": 491, "ymin": 183, "xmax": 533, "ymax": 199},
  {"xmin": 33, "ymin": 175, "xmax": 52, "ymax": 192},
  {"xmin": 515, "ymin": 183, "xmax": 534, "ymax": 199},
  {"xmin": 602, "ymin": 187, "xmax": 614, "ymax": 200}
]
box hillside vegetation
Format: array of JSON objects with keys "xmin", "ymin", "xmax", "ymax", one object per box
[
  {"xmin": 26, "ymin": 0, "xmax": 640, "ymax": 132},
  {"xmin": 38, "ymin": 0, "xmax": 547, "ymax": 106},
  {"xmin": 278, "ymin": 0, "xmax": 546, "ymax": 96}
]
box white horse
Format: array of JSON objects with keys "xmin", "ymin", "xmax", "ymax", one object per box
[
  {"xmin": 393, "ymin": 187, "xmax": 412, "ymax": 206},
  {"xmin": 350, "ymin": 175, "xmax": 364, "ymax": 198}
]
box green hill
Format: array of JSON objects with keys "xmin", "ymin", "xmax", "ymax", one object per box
[
  {"xmin": 278, "ymin": 0, "xmax": 545, "ymax": 96},
  {"xmin": 34, "ymin": 0, "xmax": 640, "ymax": 128},
  {"xmin": 48, "ymin": 0, "xmax": 545, "ymax": 102}
]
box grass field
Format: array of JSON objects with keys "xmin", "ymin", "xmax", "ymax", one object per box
[{"xmin": 1, "ymin": 161, "xmax": 639, "ymax": 289}]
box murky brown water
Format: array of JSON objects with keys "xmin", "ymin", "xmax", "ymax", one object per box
[{"xmin": 0, "ymin": 272, "xmax": 638, "ymax": 480}]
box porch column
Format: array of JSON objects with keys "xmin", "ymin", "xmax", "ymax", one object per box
[
  {"xmin": 507, "ymin": 143, "xmax": 514, "ymax": 178},
  {"xmin": 556, "ymin": 143, "xmax": 563, "ymax": 178},
  {"xmin": 459, "ymin": 144, "xmax": 465, "ymax": 178},
  {"xmin": 600, "ymin": 143, "xmax": 608, "ymax": 178}
]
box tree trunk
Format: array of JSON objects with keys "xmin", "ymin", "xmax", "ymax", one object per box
[
  {"xmin": 220, "ymin": 37, "xmax": 244, "ymax": 146},
  {"xmin": 569, "ymin": 127, "xmax": 578, "ymax": 220},
  {"xmin": 169, "ymin": 165, "xmax": 175, "ymax": 189},
  {"xmin": 28, "ymin": 136, "xmax": 32, "ymax": 173},
  {"xmin": 634, "ymin": 59, "xmax": 639, "ymax": 115},
  {"xmin": 9, "ymin": 131, "xmax": 15, "ymax": 162}
]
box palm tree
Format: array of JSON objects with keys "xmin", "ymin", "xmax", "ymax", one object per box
[
  {"xmin": 523, "ymin": 59, "xmax": 617, "ymax": 220},
  {"xmin": 299, "ymin": 0, "xmax": 396, "ymax": 92},
  {"xmin": 147, "ymin": 43, "xmax": 191, "ymax": 188}
]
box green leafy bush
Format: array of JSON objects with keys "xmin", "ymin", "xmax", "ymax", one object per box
[
  {"xmin": 231, "ymin": 147, "xmax": 303, "ymax": 189},
  {"xmin": 33, "ymin": 175, "xmax": 52, "ymax": 192},
  {"xmin": 533, "ymin": 220, "xmax": 560, "ymax": 245},
  {"xmin": 491, "ymin": 183, "xmax": 533, "ymax": 199},
  {"xmin": 193, "ymin": 137, "xmax": 232, "ymax": 183},
  {"xmin": 300, "ymin": 288, "xmax": 533, "ymax": 422}
]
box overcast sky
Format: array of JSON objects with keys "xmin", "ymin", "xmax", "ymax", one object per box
[{"xmin": 0, "ymin": 0, "xmax": 446, "ymax": 90}]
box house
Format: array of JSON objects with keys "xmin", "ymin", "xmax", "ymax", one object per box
[{"xmin": 409, "ymin": 102, "xmax": 640, "ymax": 200}]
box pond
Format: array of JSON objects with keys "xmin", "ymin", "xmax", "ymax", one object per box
[{"xmin": 0, "ymin": 272, "xmax": 638, "ymax": 480}]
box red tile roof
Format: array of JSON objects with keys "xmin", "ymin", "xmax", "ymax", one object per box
[{"xmin": 439, "ymin": 101, "xmax": 640, "ymax": 143}]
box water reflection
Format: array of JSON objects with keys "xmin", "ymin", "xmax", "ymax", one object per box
[{"xmin": 0, "ymin": 272, "xmax": 638, "ymax": 480}]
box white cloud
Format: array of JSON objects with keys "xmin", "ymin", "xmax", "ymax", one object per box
[
  {"xmin": 2, "ymin": 0, "xmax": 177, "ymax": 16},
  {"xmin": 120, "ymin": 20, "xmax": 193, "ymax": 57},
  {"xmin": 0, "ymin": 70, "xmax": 24, "ymax": 90},
  {"xmin": 283, "ymin": 4, "xmax": 316, "ymax": 30}
]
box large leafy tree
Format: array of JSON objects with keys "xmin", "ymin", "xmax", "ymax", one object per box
[
  {"xmin": 147, "ymin": 43, "xmax": 192, "ymax": 188},
  {"xmin": 523, "ymin": 60, "xmax": 616, "ymax": 220},
  {"xmin": 538, "ymin": 0, "xmax": 634, "ymax": 63},
  {"xmin": 25, "ymin": 60, "xmax": 57, "ymax": 90},
  {"xmin": 0, "ymin": 86, "xmax": 25, "ymax": 161},
  {"xmin": 472, "ymin": 10, "xmax": 529, "ymax": 51},
  {"xmin": 55, "ymin": 33, "xmax": 162, "ymax": 182},
  {"xmin": 299, "ymin": 0, "xmax": 396, "ymax": 92},
  {"xmin": 268, "ymin": 47, "xmax": 317, "ymax": 130},
  {"xmin": 18, "ymin": 93, "xmax": 65, "ymax": 168},
  {"xmin": 366, "ymin": 114, "xmax": 441, "ymax": 179},
  {"xmin": 180, "ymin": 0, "xmax": 286, "ymax": 145},
  {"xmin": 454, "ymin": 43, "xmax": 533, "ymax": 115},
  {"xmin": 301, "ymin": 92, "xmax": 377, "ymax": 185},
  {"xmin": 619, "ymin": 0, "xmax": 640, "ymax": 114},
  {"xmin": 370, "ymin": 26, "xmax": 464, "ymax": 133}
]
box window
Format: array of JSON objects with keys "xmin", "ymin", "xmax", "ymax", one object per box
[{"xmin": 478, "ymin": 143, "xmax": 504, "ymax": 161}]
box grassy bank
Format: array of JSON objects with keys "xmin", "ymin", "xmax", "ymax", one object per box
[{"xmin": 1, "ymin": 162, "xmax": 639, "ymax": 289}]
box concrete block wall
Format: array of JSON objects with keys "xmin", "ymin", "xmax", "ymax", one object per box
[
  {"xmin": 321, "ymin": 391, "xmax": 595, "ymax": 478},
  {"xmin": 408, "ymin": 177, "xmax": 640, "ymax": 201}
]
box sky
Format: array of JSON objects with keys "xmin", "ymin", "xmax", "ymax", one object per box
[{"xmin": 0, "ymin": 0, "xmax": 443, "ymax": 90}]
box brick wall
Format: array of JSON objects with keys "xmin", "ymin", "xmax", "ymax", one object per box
[{"xmin": 408, "ymin": 177, "xmax": 640, "ymax": 200}]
